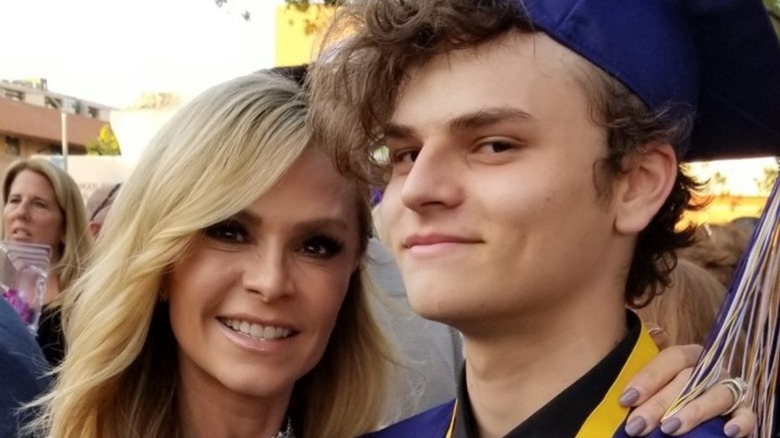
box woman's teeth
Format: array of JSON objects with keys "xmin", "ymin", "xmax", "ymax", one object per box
[{"xmin": 220, "ymin": 318, "xmax": 292, "ymax": 340}]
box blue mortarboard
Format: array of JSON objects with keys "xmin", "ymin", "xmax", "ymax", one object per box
[{"xmin": 521, "ymin": 0, "xmax": 780, "ymax": 161}]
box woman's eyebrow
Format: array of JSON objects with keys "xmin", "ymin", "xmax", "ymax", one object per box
[{"xmin": 292, "ymin": 218, "xmax": 350, "ymax": 235}]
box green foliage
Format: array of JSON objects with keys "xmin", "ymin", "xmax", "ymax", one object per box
[
  {"xmin": 766, "ymin": 0, "xmax": 780, "ymax": 37},
  {"xmin": 755, "ymin": 161, "xmax": 780, "ymax": 195},
  {"xmin": 86, "ymin": 124, "xmax": 120, "ymax": 156}
]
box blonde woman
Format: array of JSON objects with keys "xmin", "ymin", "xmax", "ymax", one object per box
[
  {"xmin": 1, "ymin": 158, "xmax": 92, "ymax": 365},
  {"xmin": 29, "ymin": 72, "xmax": 392, "ymax": 438},
  {"xmin": 634, "ymin": 258, "xmax": 727, "ymax": 348}
]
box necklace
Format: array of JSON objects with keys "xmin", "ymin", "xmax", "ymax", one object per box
[{"xmin": 270, "ymin": 417, "xmax": 294, "ymax": 438}]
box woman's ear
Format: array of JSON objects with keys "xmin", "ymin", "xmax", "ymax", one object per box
[{"xmin": 613, "ymin": 144, "xmax": 678, "ymax": 234}]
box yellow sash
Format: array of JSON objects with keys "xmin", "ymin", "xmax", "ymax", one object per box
[{"xmin": 444, "ymin": 326, "xmax": 659, "ymax": 438}]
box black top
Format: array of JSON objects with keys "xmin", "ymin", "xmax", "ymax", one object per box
[
  {"xmin": 36, "ymin": 304, "xmax": 65, "ymax": 367},
  {"xmin": 452, "ymin": 312, "xmax": 641, "ymax": 438}
]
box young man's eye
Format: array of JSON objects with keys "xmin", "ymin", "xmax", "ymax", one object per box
[
  {"xmin": 204, "ymin": 220, "xmax": 249, "ymax": 243},
  {"xmin": 300, "ymin": 235, "xmax": 344, "ymax": 259},
  {"xmin": 391, "ymin": 148, "xmax": 420, "ymax": 165},
  {"xmin": 477, "ymin": 140, "xmax": 515, "ymax": 154}
]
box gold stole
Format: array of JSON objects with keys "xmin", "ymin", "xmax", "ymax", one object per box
[{"xmin": 444, "ymin": 327, "xmax": 659, "ymax": 438}]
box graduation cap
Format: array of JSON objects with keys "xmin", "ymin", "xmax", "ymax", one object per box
[
  {"xmin": 518, "ymin": 2, "xmax": 780, "ymax": 434},
  {"xmin": 521, "ymin": 0, "xmax": 780, "ymax": 161}
]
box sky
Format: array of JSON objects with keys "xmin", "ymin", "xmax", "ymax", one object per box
[{"xmin": 0, "ymin": 0, "xmax": 282, "ymax": 108}]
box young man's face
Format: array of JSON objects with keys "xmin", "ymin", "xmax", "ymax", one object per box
[{"xmin": 381, "ymin": 31, "xmax": 631, "ymax": 332}]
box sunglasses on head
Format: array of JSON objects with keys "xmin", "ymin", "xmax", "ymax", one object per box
[{"xmin": 90, "ymin": 184, "xmax": 121, "ymax": 222}]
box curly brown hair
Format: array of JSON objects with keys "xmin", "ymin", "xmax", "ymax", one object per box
[{"xmin": 308, "ymin": 0, "xmax": 703, "ymax": 306}]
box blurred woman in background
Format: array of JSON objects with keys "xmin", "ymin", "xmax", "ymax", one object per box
[{"xmin": 1, "ymin": 158, "xmax": 92, "ymax": 365}]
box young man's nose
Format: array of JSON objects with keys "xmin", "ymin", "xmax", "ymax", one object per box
[{"xmin": 400, "ymin": 144, "xmax": 464, "ymax": 211}]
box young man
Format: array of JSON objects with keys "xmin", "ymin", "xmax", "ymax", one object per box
[{"xmin": 308, "ymin": 0, "xmax": 780, "ymax": 437}]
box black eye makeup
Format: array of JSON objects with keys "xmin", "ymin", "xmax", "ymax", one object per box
[
  {"xmin": 298, "ymin": 234, "xmax": 345, "ymax": 259},
  {"xmin": 203, "ymin": 219, "xmax": 250, "ymax": 244}
]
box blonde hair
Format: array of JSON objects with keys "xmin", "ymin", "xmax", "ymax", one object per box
[
  {"xmin": 634, "ymin": 258, "xmax": 726, "ymax": 346},
  {"xmin": 30, "ymin": 72, "xmax": 392, "ymax": 438},
  {"xmin": 1, "ymin": 158, "xmax": 92, "ymax": 294}
]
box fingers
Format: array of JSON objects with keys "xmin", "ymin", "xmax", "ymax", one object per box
[
  {"xmin": 623, "ymin": 369, "xmax": 751, "ymax": 436},
  {"xmin": 722, "ymin": 407, "xmax": 756, "ymax": 437},
  {"xmin": 658, "ymin": 388, "xmax": 755, "ymax": 437},
  {"xmin": 620, "ymin": 344, "xmax": 702, "ymax": 408},
  {"xmin": 655, "ymin": 379, "xmax": 732, "ymax": 435},
  {"xmin": 623, "ymin": 366, "xmax": 692, "ymax": 436}
]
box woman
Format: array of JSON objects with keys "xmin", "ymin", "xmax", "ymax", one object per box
[
  {"xmin": 634, "ymin": 258, "xmax": 727, "ymax": 348},
  {"xmin": 1, "ymin": 158, "xmax": 92, "ymax": 365},
  {"xmin": 30, "ymin": 71, "xmax": 392, "ymax": 438}
]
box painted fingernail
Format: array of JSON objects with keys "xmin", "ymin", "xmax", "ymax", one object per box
[
  {"xmin": 625, "ymin": 416, "xmax": 647, "ymax": 436},
  {"xmin": 661, "ymin": 417, "xmax": 682, "ymax": 435},
  {"xmin": 619, "ymin": 388, "xmax": 640, "ymax": 406},
  {"xmin": 724, "ymin": 425, "xmax": 741, "ymax": 437}
]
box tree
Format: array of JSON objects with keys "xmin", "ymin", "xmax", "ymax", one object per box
[
  {"xmin": 86, "ymin": 124, "xmax": 120, "ymax": 156},
  {"xmin": 755, "ymin": 161, "xmax": 780, "ymax": 196},
  {"xmin": 213, "ymin": 0, "xmax": 251, "ymax": 21}
]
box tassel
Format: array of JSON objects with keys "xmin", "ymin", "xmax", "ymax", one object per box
[{"xmin": 662, "ymin": 170, "xmax": 780, "ymax": 437}]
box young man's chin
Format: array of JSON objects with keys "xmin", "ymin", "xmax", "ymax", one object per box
[{"xmin": 407, "ymin": 286, "xmax": 478, "ymax": 325}]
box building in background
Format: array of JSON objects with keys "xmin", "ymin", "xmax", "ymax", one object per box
[{"xmin": 0, "ymin": 78, "xmax": 114, "ymax": 170}]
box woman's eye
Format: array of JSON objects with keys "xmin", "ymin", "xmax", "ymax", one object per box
[
  {"xmin": 300, "ymin": 235, "xmax": 344, "ymax": 259},
  {"xmin": 204, "ymin": 220, "xmax": 248, "ymax": 243}
]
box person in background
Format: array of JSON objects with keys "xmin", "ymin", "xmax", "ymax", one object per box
[
  {"xmin": 633, "ymin": 259, "xmax": 727, "ymax": 349},
  {"xmin": 678, "ymin": 222, "xmax": 754, "ymax": 287},
  {"xmin": 1, "ymin": 158, "xmax": 92, "ymax": 366},
  {"xmin": 85, "ymin": 183, "xmax": 121, "ymax": 237}
]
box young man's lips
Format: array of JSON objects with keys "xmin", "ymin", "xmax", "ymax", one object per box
[{"xmin": 402, "ymin": 234, "xmax": 481, "ymax": 248}]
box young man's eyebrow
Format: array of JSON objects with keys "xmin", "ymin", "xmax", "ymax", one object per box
[
  {"xmin": 447, "ymin": 107, "xmax": 534, "ymax": 131},
  {"xmin": 383, "ymin": 122, "xmax": 417, "ymax": 140},
  {"xmin": 383, "ymin": 106, "xmax": 533, "ymax": 139}
]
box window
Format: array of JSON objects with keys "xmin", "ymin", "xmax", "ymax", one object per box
[
  {"xmin": 45, "ymin": 96, "xmax": 62, "ymax": 109},
  {"xmin": 4, "ymin": 89, "xmax": 23, "ymax": 101}
]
